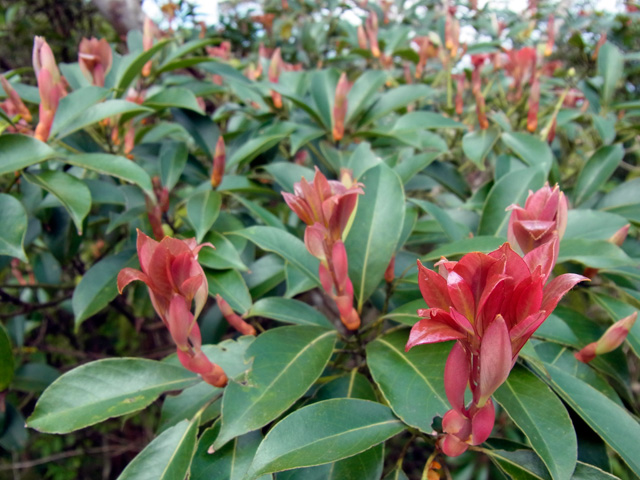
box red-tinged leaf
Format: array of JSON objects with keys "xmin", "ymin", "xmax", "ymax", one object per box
[
  {"xmin": 117, "ymin": 268, "xmax": 151, "ymax": 293},
  {"xmin": 523, "ymin": 236, "xmax": 558, "ymax": 282},
  {"xmin": 417, "ymin": 260, "xmax": 451, "ymax": 310},
  {"xmin": 541, "ymin": 273, "xmax": 589, "ymax": 313},
  {"xmin": 478, "ymin": 315, "xmax": 512, "ymax": 404},
  {"xmin": 471, "ymin": 400, "xmax": 495, "ymax": 444},
  {"xmin": 444, "ymin": 342, "xmax": 470, "ymax": 413},
  {"xmin": 441, "ymin": 433, "xmax": 469, "ymax": 457},
  {"xmin": 447, "ymin": 271, "xmax": 476, "ymax": 323},
  {"xmin": 406, "ymin": 314, "xmax": 467, "ymax": 351},
  {"xmin": 509, "ymin": 311, "xmax": 547, "ymax": 355}
]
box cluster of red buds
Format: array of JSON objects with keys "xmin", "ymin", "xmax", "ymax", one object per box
[
  {"xmin": 118, "ymin": 231, "xmax": 228, "ymax": 387},
  {"xmin": 406, "ymin": 185, "xmax": 588, "ymax": 456},
  {"xmin": 78, "ymin": 37, "xmax": 112, "ymax": 87},
  {"xmin": 33, "ymin": 37, "xmax": 67, "ymax": 142},
  {"xmin": 283, "ymin": 169, "xmax": 364, "ymax": 330}
]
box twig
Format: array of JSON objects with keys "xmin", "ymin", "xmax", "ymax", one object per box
[{"xmin": 1, "ymin": 444, "xmax": 137, "ymax": 471}]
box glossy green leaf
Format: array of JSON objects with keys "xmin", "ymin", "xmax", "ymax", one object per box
[
  {"xmin": 485, "ymin": 449, "xmax": 551, "ymax": 480},
  {"xmin": 494, "ymin": 365, "xmax": 577, "ymax": 480},
  {"xmin": 382, "ymin": 299, "xmax": 424, "ymax": 326},
  {"xmin": 360, "ymin": 85, "xmax": 433, "ymax": 127},
  {"xmin": 199, "ymin": 232, "xmax": 247, "ymax": 271},
  {"xmin": 573, "ymin": 145, "xmax": 624, "ymax": 207},
  {"xmin": 290, "ymin": 124, "xmax": 325, "ymax": 155},
  {"xmin": 23, "ymin": 171, "xmax": 91, "ymax": 234},
  {"xmin": 597, "ymin": 177, "xmax": 640, "ymax": 222},
  {"xmin": 57, "ymin": 100, "xmax": 152, "ymax": 139},
  {"xmin": 558, "ymin": 239, "xmax": 634, "ymax": 268},
  {"xmin": 284, "ymin": 262, "xmax": 317, "ymax": 298},
  {"xmin": 345, "ymin": 70, "xmax": 387, "ymax": 125},
  {"xmin": 159, "ymin": 38, "xmax": 217, "ymax": 67},
  {"xmin": 246, "ymin": 297, "xmax": 333, "ymax": 328},
  {"xmin": 117, "ymin": 417, "xmax": 199, "ymax": 480},
  {"xmin": 345, "ymin": 163, "xmax": 405, "ymax": 311},
  {"xmin": 172, "ymin": 108, "xmax": 219, "ymax": 158},
  {"xmin": 366, "ymin": 329, "xmax": 448, "ymax": 433},
  {"xmin": 187, "ymin": 190, "xmax": 222, "ymax": 243},
  {"xmin": 159, "ymin": 141, "xmax": 188, "ymax": 190},
  {"xmin": 501, "ymin": 131, "xmax": 554, "ymax": 174},
  {"xmin": 423, "ymin": 236, "xmax": 506, "ymax": 261},
  {"xmin": 233, "ymin": 195, "xmax": 285, "ymax": 230},
  {"xmin": 227, "ymin": 123, "xmax": 296, "ymax": 168},
  {"xmin": 246, "ymin": 399, "xmax": 403, "ymax": 479},
  {"xmin": 27, "ymin": 359, "xmax": 199, "ymax": 433},
  {"xmin": 279, "ymin": 444, "xmax": 383, "ymax": 480},
  {"xmin": 72, "ymin": 249, "xmax": 137, "ymax": 328},
  {"xmin": 65, "ymin": 153, "xmax": 154, "ymax": 197},
  {"xmin": 160, "ymin": 337, "xmax": 254, "ymax": 431},
  {"xmin": 564, "ymin": 210, "xmax": 629, "ymax": 241},
  {"xmin": 230, "ymin": 226, "xmax": 319, "ymax": 287},
  {"xmin": 244, "ymin": 255, "xmax": 285, "ymax": 299},
  {"xmin": 410, "ymin": 198, "xmax": 468, "ymax": 241},
  {"xmin": 49, "ymin": 86, "xmax": 109, "ymax": 137},
  {"xmin": 394, "ymin": 111, "xmax": 466, "ymax": 130},
  {"xmin": 206, "ymin": 269, "xmax": 252, "ymax": 313},
  {"xmin": 313, "ymin": 370, "xmax": 377, "ymax": 402},
  {"xmin": 310, "ymin": 69, "xmax": 339, "ymax": 129},
  {"xmin": 114, "ymin": 39, "xmax": 170, "ymax": 96},
  {"xmin": 537, "ymin": 363, "xmax": 640, "ymax": 477},
  {"xmin": 191, "ymin": 426, "xmax": 270, "ymax": 480},
  {"xmin": 462, "ymin": 127, "xmax": 500, "ymax": 168},
  {"xmin": 572, "ymin": 462, "xmax": 619, "ymax": 479},
  {"xmin": 597, "ymin": 42, "xmax": 624, "ymax": 105},
  {"xmin": 262, "ymin": 162, "xmax": 315, "ymax": 193},
  {"xmin": 393, "ymin": 151, "xmax": 442, "ymax": 184},
  {"xmin": 478, "ymin": 167, "xmax": 546, "ymax": 235},
  {"xmin": 0, "ymin": 323, "xmax": 14, "ymax": 391},
  {"xmin": 144, "ymin": 87, "xmax": 203, "ymax": 113},
  {"xmin": 213, "ymin": 326, "xmax": 337, "ymax": 449},
  {"xmin": 0, "ymin": 194, "xmax": 28, "ymax": 262},
  {"xmin": 0, "ymin": 134, "xmax": 58, "ymax": 175}
]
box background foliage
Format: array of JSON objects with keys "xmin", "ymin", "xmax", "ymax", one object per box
[{"xmin": 0, "ymin": 0, "xmax": 639, "ymax": 479}]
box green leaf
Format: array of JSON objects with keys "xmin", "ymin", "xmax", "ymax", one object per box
[
  {"xmin": 233, "ymin": 195, "xmax": 285, "ymax": 230},
  {"xmin": 598, "ymin": 177, "xmax": 640, "ymax": 223},
  {"xmin": 382, "ymin": 299, "xmax": 424, "ymax": 326},
  {"xmin": 159, "ymin": 38, "xmax": 217, "ymax": 67},
  {"xmin": 535, "ymin": 362, "xmax": 640, "ymax": 477},
  {"xmin": 262, "ymin": 162, "xmax": 315, "ymax": 193},
  {"xmin": 494, "ymin": 365, "xmax": 577, "ymax": 480},
  {"xmin": 213, "ymin": 326, "xmax": 337, "ymax": 449},
  {"xmin": 117, "ymin": 417, "xmax": 199, "ymax": 480},
  {"xmin": 572, "ymin": 462, "xmax": 620, "ymax": 479},
  {"xmin": 564, "ymin": 210, "xmax": 629, "ymax": 241},
  {"xmin": 114, "ymin": 39, "xmax": 170, "ymax": 96},
  {"xmin": 394, "ymin": 111, "xmax": 467, "ymax": 130},
  {"xmin": 0, "ymin": 323, "xmax": 14, "ymax": 391},
  {"xmin": 144, "ymin": 87, "xmax": 203, "ymax": 113},
  {"xmin": 423, "ymin": 236, "xmax": 506, "ymax": 261},
  {"xmin": 57, "ymin": 100, "xmax": 152, "ymax": 139},
  {"xmin": 172, "ymin": 108, "xmax": 220, "ymax": 158},
  {"xmin": 227, "ymin": 123, "xmax": 296, "ymax": 168},
  {"xmin": 27, "ymin": 358, "xmax": 199, "ymax": 433},
  {"xmin": 410, "ymin": 198, "xmax": 468, "ymax": 241},
  {"xmin": 187, "ymin": 190, "xmax": 221, "ymax": 243},
  {"xmin": 159, "ymin": 141, "xmax": 188, "ymax": 190},
  {"xmin": 279, "ymin": 444, "xmax": 383, "ymax": 480},
  {"xmin": 478, "ymin": 167, "xmax": 546, "ymax": 236},
  {"xmin": 345, "ymin": 70, "xmax": 386, "ymax": 125},
  {"xmin": 485, "ymin": 449, "xmax": 551, "ymax": 480},
  {"xmin": 49, "ymin": 86, "xmax": 109, "ymax": 138},
  {"xmin": 230, "ymin": 226, "xmax": 319, "ymax": 287},
  {"xmin": 23, "ymin": 171, "xmax": 91, "ymax": 234},
  {"xmin": 573, "ymin": 145, "xmax": 624, "ymax": 207},
  {"xmin": 160, "ymin": 337, "xmax": 254, "ymax": 431},
  {"xmin": 0, "ymin": 134, "xmax": 58, "ymax": 175},
  {"xmin": 246, "ymin": 399, "xmax": 404, "ymax": 479},
  {"xmin": 0, "ymin": 194, "xmax": 28, "ymax": 262},
  {"xmin": 206, "ymin": 269, "xmax": 252, "ymax": 313},
  {"xmin": 597, "ymin": 42, "xmax": 624, "ymax": 105},
  {"xmin": 345, "ymin": 163, "xmax": 405, "ymax": 311},
  {"xmin": 290, "ymin": 124, "xmax": 325, "ymax": 155},
  {"xmin": 501, "ymin": 132, "xmax": 554, "ymax": 174},
  {"xmin": 191, "ymin": 426, "xmax": 269, "ymax": 480},
  {"xmin": 65, "ymin": 153, "xmax": 154, "ymax": 197},
  {"xmin": 246, "ymin": 297, "xmax": 333, "ymax": 328},
  {"xmin": 558, "ymin": 239, "xmax": 634, "ymax": 268},
  {"xmin": 393, "ymin": 152, "xmax": 442, "ymax": 184},
  {"xmin": 360, "ymin": 85, "xmax": 433, "ymax": 127},
  {"xmin": 310, "ymin": 69, "xmax": 339, "ymax": 129},
  {"xmin": 313, "ymin": 370, "xmax": 377, "ymax": 402},
  {"xmin": 72, "ymin": 250, "xmax": 137, "ymax": 328},
  {"xmin": 462, "ymin": 127, "xmax": 500, "ymax": 168},
  {"xmin": 366, "ymin": 329, "xmax": 449, "ymax": 433},
  {"xmin": 199, "ymin": 232, "xmax": 248, "ymax": 271}
]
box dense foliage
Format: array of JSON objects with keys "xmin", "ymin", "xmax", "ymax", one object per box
[{"xmin": 1, "ymin": 0, "xmax": 639, "ymax": 479}]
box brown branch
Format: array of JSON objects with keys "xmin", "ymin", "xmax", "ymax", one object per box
[{"xmin": 1, "ymin": 444, "xmax": 138, "ymax": 471}]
